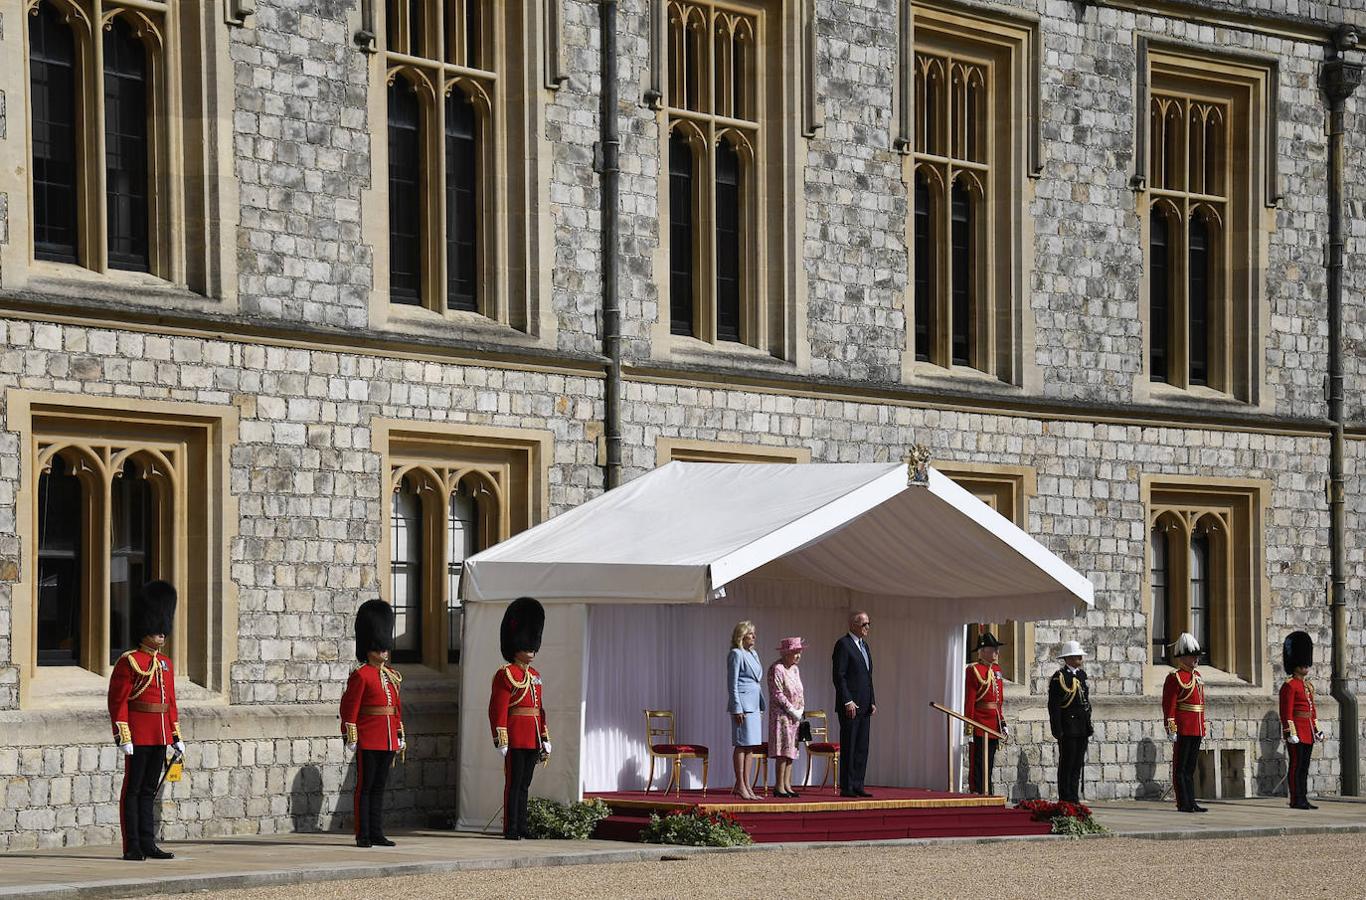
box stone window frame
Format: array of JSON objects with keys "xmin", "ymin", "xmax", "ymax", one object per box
[
  {"xmin": 2, "ymin": 0, "xmax": 239, "ymax": 306},
  {"xmin": 363, "ymin": 1, "xmax": 557, "ymax": 345},
  {"xmin": 9, "ymin": 390, "xmax": 239, "ymax": 709},
  {"xmin": 373, "ymin": 419, "xmax": 551, "ymax": 673},
  {"xmin": 1141, "ymin": 475, "xmax": 1270, "ymax": 691},
  {"xmin": 901, "ymin": 2, "xmax": 1035, "ymax": 387},
  {"xmin": 935, "ymin": 462, "xmax": 1037, "ymax": 691},
  {"xmin": 656, "ymin": 436, "xmax": 811, "ymax": 465},
  {"xmin": 650, "ymin": 0, "xmax": 807, "ymax": 370},
  {"xmin": 1135, "ymin": 43, "xmax": 1276, "ymax": 406}
]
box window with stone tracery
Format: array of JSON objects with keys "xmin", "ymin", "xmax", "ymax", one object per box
[
  {"xmin": 380, "ymin": 424, "xmax": 549, "ymax": 671},
  {"xmin": 1142, "ymin": 52, "xmax": 1268, "ymax": 402},
  {"xmin": 1146, "ymin": 483, "xmax": 1263, "ymax": 682},
  {"xmin": 666, "ymin": 0, "xmax": 766, "ymax": 347},
  {"xmin": 27, "ymin": 405, "xmax": 224, "ymax": 689},
  {"xmin": 907, "ymin": 10, "xmax": 1027, "ymax": 383}
]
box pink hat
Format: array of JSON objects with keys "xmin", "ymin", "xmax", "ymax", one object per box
[{"xmin": 776, "ymin": 637, "xmax": 805, "ymax": 653}]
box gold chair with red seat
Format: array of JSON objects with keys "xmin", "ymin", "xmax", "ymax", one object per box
[
  {"xmin": 801, "ymin": 709, "xmax": 840, "ymax": 794},
  {"xmin": 643, "ymin": 709, "xmax": 709, "ymax": 796}
]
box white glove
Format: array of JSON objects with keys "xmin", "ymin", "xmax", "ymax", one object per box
[
  {"xmin": 1315, "ymin": 731, "xmax": 1325, "ymax": 743},
  {"xmin": 345, "ymin": 742, "xmax": 357, "ymax": 753},
  {"xmin": 498, "ymin": 745, "xmax": 508, "ymax": 758},
  {"xmin": 794, "ymin": 708, "xmax": 804, "ymax": 720},
  {"xmin": 172, "ymin": 741, "xmax": 186, "ymax": 755},
  {"xmin": 398, "ymin": 738, "xmax": 406, "ymax": 752},
  {"xmin": 120, "ymin": 743, "xmax": 134, "ymax": 756},
  {"xmin": 1168, "ymin": 732, "xmax": 1178, "ymax": 744},
  {"xmin": 1287, "ymin": 733, "xmax": 1300, "ymax": 744},
  {"xmin": 543, "ymin": 742, "xmax": 552, "ymax": 755}
]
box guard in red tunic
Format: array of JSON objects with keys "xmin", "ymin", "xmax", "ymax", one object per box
[
  {"xmin": 340, "ymin": 599, "xmax": 406, "ymax": 847},
  {"xmin": 964, "ymin": 631, "xmax": 1008, "ymax": 795},
  {"xmin": 107, "ymin": 580, "xmax": 184, "ymax": 861},
  {"xmin": 489, "ymin": 597, "xmax": 550, "ymax": 840},
  {"xmin": 1162, "ymin": 632, "xmax": 1207, "ymax": 813},
  {"xmin": 1279, "ymin": 631, "xmax": 1321, "ymax": 810}
]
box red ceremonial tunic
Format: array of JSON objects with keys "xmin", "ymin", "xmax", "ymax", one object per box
[
  {"xmin": 107, "ymin": 645, "xmax": 181, "ymax": 747},
  {"xmin": 340, "ymin": 663, "xmax": 405, "ymax": 752},
  {"xmin": 1279, "ymin": 675, "xmax": 1319, "ymax": 745},
  {"xmin": 964, "ymin": 662, "xmax": 1005, "ymax": 738},
  {"xmin": 1162, "ymin": 668, "xmax": 1207, "ymax": 737},
  {"xmin": 488, "ymin": 664, "xmax": 548, "ymax": 750}
]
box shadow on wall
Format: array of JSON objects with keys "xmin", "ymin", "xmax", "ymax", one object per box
[
  {"xmin": 1135, "ymin": 737, "xmax": 1164, "ymax": 799},
  {"xmin": 1255, "ymin": 710, "xmax": 1286, "ymax": 796},
  {"xmin": 1012, "ymin": 745, "xmax": 1040, "ymax": 801},
  {"xmin": 289, "ymin": 765, "xmax": 323, "ymax": 833}
]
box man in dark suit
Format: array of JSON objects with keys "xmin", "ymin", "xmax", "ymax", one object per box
[{"xmin": 832, "ymin": 611, "xmax": 876, "ymax": 797}]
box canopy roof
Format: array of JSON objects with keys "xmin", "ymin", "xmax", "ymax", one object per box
[{"xmin": 462, "ymin": 462, "xmax": 1093, "ymax": 620}]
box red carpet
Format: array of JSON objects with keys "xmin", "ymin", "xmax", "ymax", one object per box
[{"xmin": 588, "ymin": 787, "xmax": 1052, "ymax": 843}]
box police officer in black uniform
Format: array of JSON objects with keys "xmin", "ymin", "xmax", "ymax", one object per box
[{"xmin": 1048, "ymin": 639, "xmax": 1093, "ymax": 803}]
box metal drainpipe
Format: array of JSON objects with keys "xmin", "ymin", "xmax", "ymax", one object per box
[
  {"xmin": 599, "ymin": 0, "xmax": 623, "ymax": 490},
  {"xmin": 1322, "ymin": 33, "xmax": 1362, "ymax": 796}
]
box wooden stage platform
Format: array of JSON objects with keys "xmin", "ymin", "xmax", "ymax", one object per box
[{"xmin": 587, "ymin": 787, "xmax": 1052, "ymax": 843}]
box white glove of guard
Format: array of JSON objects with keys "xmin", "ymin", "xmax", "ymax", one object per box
[
  {"xmin": 1315, "ymin": 731, "xmax": 1325, "ymax": 743},
  {"xmin": 543, "ymin": 742, "xmax": 552, "ymax": 756},
  {"xmin": 398, "ymin": 738, "xmax": 406, "ymax": 752},
  {"xmin": 1287, "ymin": 733, "xmax": 1300, "ymax": 744},
  {"xmin": 345, "ymin": 742, "xmax": 357, "ymax": 753},
  {"xmin": 172, "ymin": 740, "xmax": 186, "ymax": 755},
  {"xmin": 1168, "ymin": 732, "xmax": 1178, "ymax": 744},
  {"xmin": 498, "ymin": 745, "xmax": 509, "ymax": 758},
  {"xmin": 120, "ymin": 743, "xmax": 134, "ymax": 756}
]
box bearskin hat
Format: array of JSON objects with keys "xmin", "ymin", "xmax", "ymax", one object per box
[
  {"xmin": 974, "ymin": 630, "xmax": 1004, "ymax": 651},
  {"xmin": 354, "ymin": 598, "xmax": 395, "ymax": 662},
  {"xmin": 132, "ymin": 580, "xmax": 177, "ymax": 639},
  {"xmin": 500, "ymin": 597, "xmax": 545, "ymax": 664},
  {"xmin": 1283, "ymin": 631, "xmax": 1313, "ymax": 675}
]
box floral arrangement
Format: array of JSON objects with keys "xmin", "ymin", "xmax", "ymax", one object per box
[
  {"xmin": 525, "ymin": 797, "xmax": 613, "ymax": 840},
  {"xmin": 1015, "ymin": 799, "xmax": 1107, "ymax": 837},
  {"xmin": 641, "ymin": 805, "xmax": 753, "ymax": 847}
]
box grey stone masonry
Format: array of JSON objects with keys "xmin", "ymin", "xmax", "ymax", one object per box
[{"xmin": 0, "ymin": 0, "xmax": 1365, "ymax": 850}]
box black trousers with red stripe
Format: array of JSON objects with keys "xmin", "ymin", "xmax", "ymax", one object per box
[
  {"xmin": 1172, "ymin": 735, "xmax": 1201, "ymax": 809},
  {"xmin": 503, "ymin": 749, "xmax": 538, "ymax": 836},
  {"xmin": 354, "ymin": 750, "xmax": 395, "ymax": 840},
  {"xmin": 120, "ymin": 745, "xmax": 165, "ymax": 854},
  {"xmin": 1287, "ymin": 741, "xmax": 1313, "ymax": 805},
  {"xmin": 968, "ymin": 737, "xmax": 999, "ymax": 795}
]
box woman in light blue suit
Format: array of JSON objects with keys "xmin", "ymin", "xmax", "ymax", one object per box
[{"xmin": 727, "ymin": 620, "xmax": 766, "ymax": 800}]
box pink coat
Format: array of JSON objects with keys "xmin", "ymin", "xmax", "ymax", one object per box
[{"xmin": 767, "ymin": 661, "xmax": 805, "ymax": 760}]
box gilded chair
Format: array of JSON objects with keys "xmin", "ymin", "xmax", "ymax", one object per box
[
  {"xmin": 802, "ymin": 709, "xmax": 840, "ymax": 794},
  {"xmin": 643, "ymin": 709, "xmax": 710, "ymax": 796}
]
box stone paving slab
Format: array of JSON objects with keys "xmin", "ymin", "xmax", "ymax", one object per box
[{"xmin": 3, "ymin": 798, "xmax": 1365, "ymax": 900}]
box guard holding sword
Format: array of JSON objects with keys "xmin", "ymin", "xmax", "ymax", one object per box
[
  {"xmin": 106, "ymin": 580, "xmax": 185, "ymax": 861},
  {"xmin": 489, "ymin": 597, "xmax": 550, "ymax": 840}
]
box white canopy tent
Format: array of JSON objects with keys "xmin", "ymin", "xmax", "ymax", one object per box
[{"xmin": 456, "ymin": 462, "xmax": 1093, "ymax": 831}]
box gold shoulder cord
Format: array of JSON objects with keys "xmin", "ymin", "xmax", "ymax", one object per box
[
  {"xmin": 1057, "ymin": 671, "xmax": 1080, "ymax": 708},
  {"xmin": 973, "ymin": 664, "xmax": 995, "ymax": 701},
  {"xmin": 504, "ymin": 664, "xmax": 533, "ymax": 706},
  {"xmin": 125, "ymin": 650, "xmax": 158, "ymax": 701},
  {"xmin": 382, "ymin": 663, "xmax": 403, "ymax": 686}
]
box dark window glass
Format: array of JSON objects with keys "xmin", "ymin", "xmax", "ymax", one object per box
[
  {"xmin": 388, "ymin": 80, "xmax": 423, "ymax": 305},
  {"xmin": 390, "ymin": 479, "xmax": 423, "ymax": 664},
  {"xmin": 685, "ymin": 24, "xmax": 701, "ymax": 110},
  {"xmin": 1189, "ymin": 531, "xmax": 1211, "ymax": 665},
  {"xmin": 445, "ymin": 90, "xmax": 478, "ymax": 312},
  {"xmin": 109, "ymin": 459, "xmax": 155, "ymax": 663},
  {"xmin": 37, "ymin": 455, "xmax": 82, "ymax": 666},
  {"xmin": 30, "ymin": 3, "xmax": 80, "ymax": 264},
  {"xmin": 1188, "ymin": 215, "xmax": 1209, "ymax": 386},
  {"xmin": 914, "ymin": 173, "xmax": 933, "ymax": 362},
  {"xmin": 386, "ymin": 0, "xmax": 402, "ymax": 49},
  {"xmin": 447, "ymin": 486, "xmax": 478, "ymax": 664},
  {"xmin": 465, "ymin": 0, "xmax": 481, "ymax": 68},
  {"xmin": 104, "ymin": 17, "xmax": 150, "ymax": 272},
  {"xmin": 408, "ymin": 0, "xmax": 424, "ymax": 57},
  {"xmin": 715, "ymin": 141, "xmax": 741, "ymax": 343},
  {"xmin": 1150, "ymin": 526, "xmax": 1169, "ymax": 664},
  {"xmin": 669, "ymin": 133, "xmax": 695, "ymax": 336},
  {"xmin": 733, "ymin": 37, "xmax": 748, "ymax": 119},
  {"xmin": 950, "ymin": 182, "xmax": 972, "ymax": 367},
  {"xmin": 1150, "ymin": 211, "xmax": 1170, "ymax": 383}
]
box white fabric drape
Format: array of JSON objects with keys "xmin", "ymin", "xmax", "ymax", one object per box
[{"xmin": 582, "ymin": 580, "xmax": 967, "ymax": 792}]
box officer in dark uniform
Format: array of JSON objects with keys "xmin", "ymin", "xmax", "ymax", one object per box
[
  {"xmin": 489, "ymin": 597, "xmax": 550, "ymax": 840},
  {"xmin": 1047, "ymin": 639, "xmax": 1093, "ymax": 803}
]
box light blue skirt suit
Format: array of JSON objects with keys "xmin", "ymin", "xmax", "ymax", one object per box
[{"xmin": 727, "ymin": 647, "xmax": 767, "ymax": 746}]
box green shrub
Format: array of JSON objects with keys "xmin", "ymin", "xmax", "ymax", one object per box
[
  {"xmin": 525, "ymin": 797, "xmax": 612, "ymax": 840},
  {"xmin": 642, "ymin": 806, "xmax": 752, "ymax": 847}
]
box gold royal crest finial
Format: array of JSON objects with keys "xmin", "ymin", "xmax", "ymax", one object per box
[{"xmin": 905, "ymin": 444, "xmax": 932, "ymax": 487}]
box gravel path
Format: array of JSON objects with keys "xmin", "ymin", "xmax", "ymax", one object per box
[{"xmin": 162, "ymin": 833, "xmax": 1361, "ymax": 900}]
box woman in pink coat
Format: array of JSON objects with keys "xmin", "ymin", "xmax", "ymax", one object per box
[{"xmin": 767, "ymin": 637, "xmax": 806, "ymax": 798}]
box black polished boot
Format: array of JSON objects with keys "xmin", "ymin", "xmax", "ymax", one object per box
[
  {"xmin": 371, "ymin": 836, "xmax": 396, "ymax": 847},
  {"xmin": 142, "ymin": 845, "xmax": 175, "ymax": 860}
]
